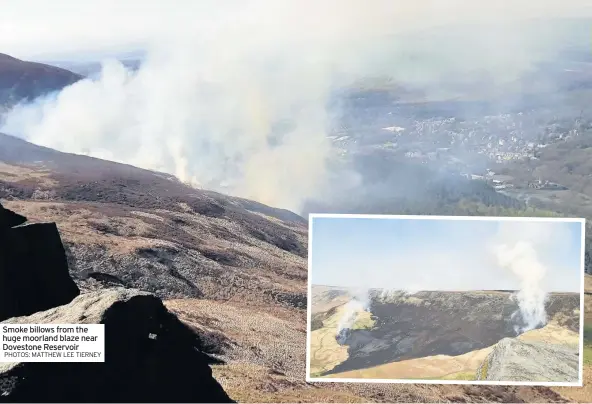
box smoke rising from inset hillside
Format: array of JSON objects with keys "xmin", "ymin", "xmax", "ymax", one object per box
[
  {"xmin": 2, "ymin": 1, "xmax": 592, "ymax": 211},
  {"xmin": 492, "ymin": 241, "xmax": 548, "ymax": 332},
  {"xmin": 335, "ymin": 296, "xmax": 369, "ymax": 343},
  {"xmin": 312, "ymin": 217, "xmax": 582, "ymax": 340},
  {"xmin": 488, "ymin": 220, "xmax": 575, "ymax": 333}
]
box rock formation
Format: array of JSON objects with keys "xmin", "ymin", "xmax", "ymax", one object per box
[
  {"xmin": 0, "ymin": 203, "xmax": 26, "ymax": 228},
  {"xmin": 0, "ymin": 203, "xmax": 80, "ymax": 322},
  {"xmin": 0, "ymin": 288, "xmax": 234, "ymax": 403},
  {"xmin": 0, "ymin": 203, "xmax": 233, "ymax": 403},
  {"xmin": 476, "ymin": 338, "xmax": 579, "ymax": 383}
]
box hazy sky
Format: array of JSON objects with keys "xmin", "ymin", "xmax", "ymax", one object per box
[
  {"xmin": 2, "ymin": 0, "xmax": 592, "ymax": 60},
  {"xmin": 310, "ymin": 216, "xmax": 583, "ymax": 292}
]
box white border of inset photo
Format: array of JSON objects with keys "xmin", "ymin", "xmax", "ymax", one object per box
[{"xmin": 305, "ymin": 214, "xmax": 586, "ymax": 387}]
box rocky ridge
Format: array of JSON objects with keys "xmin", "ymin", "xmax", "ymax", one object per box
[
  {"xmin": 477, "ymin": 338, "xmax": 580, "ymax": 383},
  {"xmin": 0, "ymin": 203, "xmax": 233, "ymax": 403},
  {"xmin": 0, "ymin": 53, "xmax": 82, "ymax": 107},
  {"xmin": 0, "ymin": 203, "xmax": 79, "ymax": 322}
]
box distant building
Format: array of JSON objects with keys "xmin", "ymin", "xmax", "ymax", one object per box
[
  {"xmin": 382, "ymin": 126, "xmax": 405, "ymax": 133},
  {"xmin": 528, "ymin": 179, "xmax": 567, "ymax": 190}
]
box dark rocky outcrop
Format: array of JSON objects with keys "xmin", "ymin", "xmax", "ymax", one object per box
[
  {"xmin": 0, "ymin": 205, "xmax": 80, "ymax": 322},
  {"xmin": 0, "ymin": 203, "xmax": 26, "ymax": 228},
  {"xmin": 0, "ymin": 203, "xmax": 233, "ymax": 402},
  {"xmin": 0, "ymin": 288, "xmax": 234, "ymax": 403}
]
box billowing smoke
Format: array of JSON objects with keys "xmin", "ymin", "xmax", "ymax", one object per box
[
  {"xmin": 488, "ymin": 220, "xmax": 572, "ymax": 333},
  {"xmin": 335, "ymin": 288, "xmax": 371, "ymax": 343},
  {"xmin": 492, "ymin": 241, "xmax": 548, "ymax": 333},
  {"xmin": 335, "ymin": 299, "xmax": 367, "ymax": 344},
  {"xmin": 335, "ymin": 286, "xmax": 421, "ymax": 342},
  {"xmin": 2, "ymin": 1, "xmax": 591, "ymax": 212},
  {"xmin": 1, "ymin": 26, "xmax": 337, "ymax": 212},
  {"xmin": 325, "ymin": 218, "xmax": 579, "ymax": 340}
]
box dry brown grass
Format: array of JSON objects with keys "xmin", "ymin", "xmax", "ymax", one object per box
[
  {"xmin": 309, "ymin": 305, "xmax": 351, "ymax": 375},
  {"xmin": 518, "ymin": 323, "xmax": 580, "ymax": 347},
  {"xmin": 553, "ymin": 365, "xmax": 592, "ymax": 402},
  {"xmin": 211, "ymin": 362, "xmax": 367, "ymax": 403},
  {"xmin": 166, "ymin": 298, "xmax": 307, "ymax": 377},
  {"xmin": 0, "ymin": 161, "xmax": 57, "ymax": 187},
  {"xmin": 4, "ymin": 200, "xmax": 166, "ymax": 254},
  {"xmin": 326, "ymin": 346, "xmax": 493, "ymax": 381},
  {"xmin": 311, "ymin": 286, "xmax": 352, "ymax": 315},
  {"xmin": 165, "ymin": 298, "xmax": 572, "ymax": 403},
  {"xmin": 3, "ymin": 198, "xmax": 307, "ymax": 305},
  {"xmin": 162, "ymin": 208, "xmax": 307, "ymax": 291}
]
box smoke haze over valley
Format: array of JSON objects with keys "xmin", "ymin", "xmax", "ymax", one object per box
[{"xmin": 2, "ymin": 1, "xmax": 592, "ymax": 214}]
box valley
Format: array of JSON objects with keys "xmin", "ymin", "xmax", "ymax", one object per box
[{"xmin": 310, "ymin": 285, "xmax": 581, "ymax": 383}]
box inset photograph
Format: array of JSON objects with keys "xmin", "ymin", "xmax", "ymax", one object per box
[{"xmin": 306, "ymin": 214, "xmax": 584, "ymax": 386}]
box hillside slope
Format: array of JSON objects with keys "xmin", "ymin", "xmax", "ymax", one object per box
[
  {"xmin": 310, "ymin": 286, "xmax": 580, "ymax": 382},
  {"xmin": 0, "ymin": 132, "xmax": 580, "ymax": 403},
  {"xmin": 0, "ymin": 132, "xmax": 307, "ymax": 307},
  {"xmin": 0, "ymin": 53, "xmax": 82, "ymax": 107}
]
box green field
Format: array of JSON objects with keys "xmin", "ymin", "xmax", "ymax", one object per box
[{"xmin": 584, "ymin": 323, "xmax": 592, "ymax": 365}]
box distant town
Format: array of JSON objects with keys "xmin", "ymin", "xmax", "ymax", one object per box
[{"xmin": 328, "ymin": 102, "xmax": 591, "ymax": 194}]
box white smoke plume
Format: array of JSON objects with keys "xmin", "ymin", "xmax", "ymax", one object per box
[
  {"xmin": 335, "ymin": 286, "xmax": 420, "ymax": 341},
  {"xmin": 492, "ymin": 241, "xmax": 548, "ymax": 333},
  {"xmin": 377, "ymin": 287, "xmax": 420, "ymax": 302},
  {"xmin": 2, "ymin": 1, "xmax": 592, "ymax": 212},
  {"xmin": 336, "ymin": 299, "xmax": 367, "ymax": 335},
  {"xmin": 488, "ymin": 220, "xmax": 572, "ymax": 333},
  {"xmin": 335, "ymin": 288, "xmax": 371, "ymax": 341}
]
